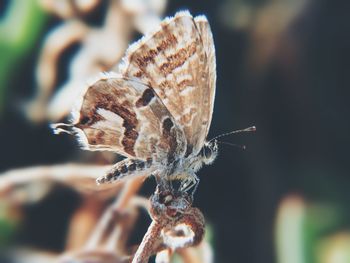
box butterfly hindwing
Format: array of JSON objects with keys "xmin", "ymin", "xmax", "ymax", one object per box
[{"xmin": 72, "ymin": 74, "xmax": 186, "ymax": 163}]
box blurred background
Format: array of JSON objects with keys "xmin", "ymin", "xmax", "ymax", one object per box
[{"xmin": 1, "ymin": 0, "xmax": 350, "ymax": 262}]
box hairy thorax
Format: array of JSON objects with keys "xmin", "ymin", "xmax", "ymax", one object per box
[{"xmin": 167, "ymin": 140, "xmax": 218, "ymax": 181}]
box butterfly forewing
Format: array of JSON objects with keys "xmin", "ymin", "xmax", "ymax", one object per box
[{"xmin": 120, "ymin": 11, "xmax": 216, "ymax": 157}]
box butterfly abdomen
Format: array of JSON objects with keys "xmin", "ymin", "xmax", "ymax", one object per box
[{"xmin": 96, "ymin": 158, "xmax": 153, "ymax": 184}]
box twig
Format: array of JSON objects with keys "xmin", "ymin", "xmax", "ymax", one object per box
[
  {"xmin": 132, "ymin": 186, "xmax": 205, "ymax": 263},
  {"xmin": 66, "ymin": 196, "xmax": 105, "ymax": 250},
  {"xmin": 0, "ymin": 164, "xmax": 116, "ymax": 198},
  {"xmin": 84, "ymin": 176, "xmax": 146, "ymax": 250},
  {"xmin": 132, "ymin": 220, "xmax": 165, "ymax": 263}
]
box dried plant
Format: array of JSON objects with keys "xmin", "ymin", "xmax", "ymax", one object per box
[
  {"xmin": 0, "ymin": 164, "xmax": 212, "ymax": 262},
  {"xmin": 26, "ymin": 0, "xmax": 166, "ymax": 122}
]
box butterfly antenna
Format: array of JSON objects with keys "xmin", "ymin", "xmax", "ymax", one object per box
[
  {"xmin": 209, "ymin": 126, "xmax": 256, "ymax": 142},
  {"xmin": 217, "ymin": 141, "xmax": 246, "ymax": 150}
]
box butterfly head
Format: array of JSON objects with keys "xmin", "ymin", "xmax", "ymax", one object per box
[{"xmin": 201, "ymin": 140, "xmax": 218, "ymax": 165}]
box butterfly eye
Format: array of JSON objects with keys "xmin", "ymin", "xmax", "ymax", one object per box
[{"xmin": 203, "ymin": 145, "xmax": 212, "ymax": 159}]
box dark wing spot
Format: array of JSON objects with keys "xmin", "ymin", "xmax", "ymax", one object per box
[
  {"xmin": 162, "ymin": 118, "xmax": 177, "ymax": 164},
  {"xmin": 121, "ymin": 117, "xmax": 138, "ymax": 156},
  {"xmin": 77, "ymin": 111, "xmax": 103, "ymax": 129},
  {"xmin": 162, "ymin": 118, "xmax": 174, "ymax": 135},
  {"xmin": 80, "ymin": 117, "xmax": 90, "ymax": 125},
  {"xmin": 136, "ymin": 88, "xmax": 155, "ymax": 108},
  {"xmin": 121, "ymin": 122, "xmax": 138, "ymax": 156}
]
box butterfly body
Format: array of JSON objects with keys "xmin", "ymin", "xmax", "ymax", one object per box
[
  {"xmin": 95, "ymin": 139, "xmax": 218, "ymax": 193},
  {"xmin": 53, "ymin": 11, "xmax": 217, "ymax": 192},
  {"xmin": 167, "ymin": 140, "xmax": 218, "ymax": 178}
]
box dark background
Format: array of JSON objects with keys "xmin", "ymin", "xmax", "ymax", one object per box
[{"xmin": 1, "ymin": 0, "xmax": 350, "ymax": 262}]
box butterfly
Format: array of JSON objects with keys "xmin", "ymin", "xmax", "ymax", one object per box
[{"xmin": 53, "ymin": 10, "xmax": 218, "ymax": 193}]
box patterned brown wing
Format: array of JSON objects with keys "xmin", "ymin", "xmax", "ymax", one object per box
[
  {"xmin": 119, "ymin": 11, "xmax": 216, "ymax": 157},
  {"xmin": 194, "ymin": 15, "xmax": 216, "ymax": 140},
  {"xmin": 70, "ymin": 73, "xmax": 186, "ymax": 163}
]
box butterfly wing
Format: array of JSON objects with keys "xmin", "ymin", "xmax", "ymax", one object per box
[
  {"xmin": 69, "ymin": 73, "xmax": 186, "ymax": 164},
  {"xmin": 194, "ymin": 15, "xmax": 216, "ymax": 141},
  {"xmin": 119, "ymin": 11, "xmax": 216, "ymax": 157}
]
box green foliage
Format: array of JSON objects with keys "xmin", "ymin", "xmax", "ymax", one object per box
[
  {"xmin": 0, "ymin": 0, "xmax": 47, "ymax": 113},
  {"xmin": 0, "ymin": 202, "xmax": 19, "ymax": 247}
]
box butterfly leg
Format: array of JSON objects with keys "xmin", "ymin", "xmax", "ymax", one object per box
[
  {"xmin": 180, "ymin": 174, "xmax": 200, "ymax": 195},
  {"xmin": 179, "ymin": 176, "xmax": 192, "ymax": 191},
  {"xmin": 191, "ymin": 175, "xmax": 200, "ymax": 197}
]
